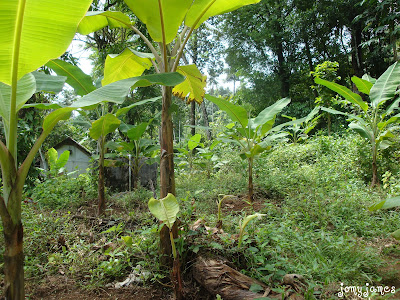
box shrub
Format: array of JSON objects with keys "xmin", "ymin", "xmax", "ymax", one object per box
[{"xmin": 31, "ymin": 173, "xmax": 97, "ymax": 209}]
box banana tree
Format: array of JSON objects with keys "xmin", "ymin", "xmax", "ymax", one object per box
[
  {"xmin": 46, "ymin": 60, "xmax": 181, "ymax": 215},
  {"xmin": 206, "ymin": 95, "xmax": 291, "ymax": 202},
  {"xmin": 77, "ymin": 0, "xmax": 261, "ymax": 270},
  {"xmin": 314, "ymin": 62, "xmax": 400, "ymax": 187},
  {"xmin": 0, "ymin": 1, "xmax": 93, "ymax": 297}
]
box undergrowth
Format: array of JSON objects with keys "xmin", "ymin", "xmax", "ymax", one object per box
[{"xmin": 0, "ymin": 133, "xmax": 398, "ymax": 298}]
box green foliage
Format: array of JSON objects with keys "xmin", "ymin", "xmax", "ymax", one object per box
[
  {"xmin": 46, "ymin": 148, "xmax": 70, "ymax": 177},
  {"xmin": 315, "ymin": 61, "xmax": 400, "ymax": 186},
  {"xmin": 238, "ymin": 213, "xmax": 266, "ymax": 246},
  {"xmin": 30, "ymin": 173, "xmax": 97, "ymax": 209}
]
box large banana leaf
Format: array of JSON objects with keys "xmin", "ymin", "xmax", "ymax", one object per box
[
  {"xmin": 127, "ymin": 122, "xmax": 148, "ymax": 141},
  {"xmin": 71, "ymin": 73, "xmax": 184, "ymax": 108},
  {"xmin": 253, "ymin": 97, "xmax": 290, "ymax": 131},
  {"xmin": 205, "ymin": 94, "xmax": 248, "ymax": 128},
  {"xmin": 351, "ymin": 76, "xmax": 373, "ymax": 95},
  {"xmin": 116, "ymin": 97, "xmax": 161, "ymax": 117},
  {"xmin": 148, "ymin": 193, "xmax": 179, "ymax": 230},
  {"xmin": 315, "ymin": 77, "xmax": 368, "ymax": 112},
  {"xmin": 0, "ymin": 74, "xmax": 36, "ymax": 127},
  {"xmin": 369, "ymin": 196, "xmax": 400, "ymax": 211},
  {"xmin": 89, "ymin": 114, "xmax": 121, "ymax": 140},
  {"xmin": 185, "ymin": 0, "xmax": 261, "ymax": 29},
  {"xmin": 46, "ymin": 59, "xmax": 96, "ymax": 96},
  {"xmin": 172, "ymin": 65, "xmax": 206, "ymax": 104},
  {"xmin": 348, "ymin": 122, "xmax": 373, "ymax": 142},
  {"xmin": 78, "ymin": 11, "xmax": 131, "ymax": 35},
  {"xmin": 370, "ymin": 62, "xmax": 400, "ymax": 108},
  {"xmin": 123, "ymin": 0, "xmax": 192, "ymax": 44},
  {"xmin": 102, "ymin": 49, "xmax": 154, "ymax": 86},
  {"xmin": 0, "ymin": 0, "xmax": 92, "ymax": 85},
  {"xmin": 32, "ymin": 72, "xmax": 67, "ymax": 94}
]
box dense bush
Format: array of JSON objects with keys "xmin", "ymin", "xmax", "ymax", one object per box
[{"xmin": 30, "ymin": 173, "xmax": 97, "ymax": 209}]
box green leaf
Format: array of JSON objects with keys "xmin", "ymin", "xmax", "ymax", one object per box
[
  {"xmin": 315, "ymin": 77, "xmax": 368, "ymax": 112},
  {"xmin": 32, "ymin": 71, "xmax": 66, "ymax": 94},
  {"xmin": 71, "ymin": 73, "xmax": 184, "ymax": 108},
  {"xmin": 127, "ymin": 122, "xmax": 148, "ymax": 141},
  {"xmin": 78, "ymin": 11, "xmax": 132, "ymax": 35},
  {"xmin": 148, "ymin": 193, "xmax": 180, "ymax": 229},
  {"xmin": 351, "ymin": 76, "xmax": 373, "ymax": 95},
  {"xmin": 56, "ymin": 150, "xmax": 70, "ymax": 170},
  {"xmin": 205, "ymin": 94, "xmax": 248, "ymax": 128},
  {"xmin": 46, "ymin": 59, "xmax": 96, "ymax": 96},
  {"xmin": 172, "ymin": 65, "xmax": 206, "ymax": 104},
  {"xmin": 370, "ymin": 62, "xmax": 400, "ymax": 108},
  {"xmin": 47, "ymin": 148, "xmax": 58, "ymax": 170},
  {"xmin": 124, "ymin": 0, "xmax": 192, "ymax": 44},
  {"xmin": 253, "ymin": 97, "xmax": 290, "ymax": 130},
  {"xmin": 89, "ymin": 114, "xmax": 121, "ymax": 140},
  {"xmin": 121, "ymin": 235, "xmax": 133, "ymax": 247},
  {"xmin": 391, "ymin": 229, "xmax": 400, "ymax": 240},
  {"xmin": 185, "ymin": 0, "xmax": 261, "ymax": 29},
  {"xmin": 43, "ymin": 107, "xmax": 75, "ymax": 132},
  {"xmin": 249, "ymin": 284, "xmax": 264, "ymax": 293},
  {"xmin": 378, "ymin": 113, "xmax": 400, "ymax": 130},
  {"xmin": 188, "ymin": 134, "xmax": 201, "ymax": 151},
  {"xmin": 23, "ymin": 103, "xmax": 64, "ymax": 110},
  {"xmin": 102, "ymin": 48, "xmax": 154, "ymax": 86},
  {"xmin": 0, "ymin": 0, "xmax": 92, "ymax": 85},
  {"xmin": 0, "ymin": 73, "xmax": 36, "ymax": 124},
  {"xmin": 349, "ymin": 122, "xmax": 373, "ymax": 141},
  {"xmin": 116, "ymin": 97, "xmax": 161, "ymax": 117},
  {"xmin": 369, "ymin": 196, "xmax": 400, "ymax": 211},
  {"xmin": 362, "ymin": 74, "xmax": 376, "ymax": 84}
]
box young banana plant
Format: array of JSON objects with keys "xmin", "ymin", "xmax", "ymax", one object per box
[
  {"xmin": 205, "ymin": 95, "xmax": 291, "ymax": 202},
  {"xmin": 315, "ymin": 62, "xmax": 400, "ymax": 187}
]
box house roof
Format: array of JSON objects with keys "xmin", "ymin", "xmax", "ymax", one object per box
[{"xmin": 53, "ymin": 137, "xmax": 92, "ymax": 156}]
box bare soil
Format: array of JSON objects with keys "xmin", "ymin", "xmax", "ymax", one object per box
[{"xmin": 25, "ymin": 276, "xmax": 170, "ymax": 300}]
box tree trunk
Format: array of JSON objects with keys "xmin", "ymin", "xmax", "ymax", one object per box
[
  {"xmin": 3, "ymin": 220, "xmax": 24, "ymax": 299},
  {"xmin": 201, "ymin": 101, "xmax": 212, "ymax": 140},
  {"xmin": 193, "ymin": 256, "xmax": 276, "ymax": 300},
  {"xmin": 159, "ymin": 86, "xmax": 177, "ymax": 267},
  {"xmin": 371, "ymin": 148, "xmax": 378, "ymax": 188},
  {"xmin": 248, "ymin": 157, "xmax": 254, "ymax": 203},
  {"xmin": 190, "ymin": 101, "xmax": 196, "ymax": 136},
  {"xmin": 98, "ymin": 137, "xmax": 106, "ymax": 216},
  {"xmin": 351, "ymin": 23, "xmax": 364, "ymax": 77},
  {"xmin": 1, "ymin": 185, "xmax": 25, "ymax": 299}
]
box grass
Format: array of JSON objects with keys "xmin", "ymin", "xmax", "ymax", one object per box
[{"xmin": 1, "ymin": 133, "xmax": 399, "ymax": 298}]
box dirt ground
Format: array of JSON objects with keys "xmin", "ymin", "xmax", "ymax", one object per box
[{"xmin": 25, "ymin": 275, "xmax": 171, "ymax": 300}]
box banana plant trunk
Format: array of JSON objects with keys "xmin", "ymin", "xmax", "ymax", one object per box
[
  {"xmin": 371, "ymin": 147, "xmax": 379, "ymax": 188},
  {"xmin": 1, "ymin": 175, "xmax": 25, "ymax": 299},
  {"xmin": 98, "ymin": 137, "xmax": 106, "ymax": 215},
  {"xmin": 248, "ymin": 157, "xmax": 254, "ymax": 203},
  {"xmin": 159, "ymin": 86, "xmax": 178, "ymax": 266},
  {"xmin": 3, "ymin": 219, "xmax": 24, "ymax": 299}
]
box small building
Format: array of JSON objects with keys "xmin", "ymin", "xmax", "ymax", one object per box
[
  {"xmin": 48, "ymin": 137, "xmax": 157, "ymax": 191},
  {"xmin": 53, "ymin": 137, "xmax": 92, "ymax": 177}
]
